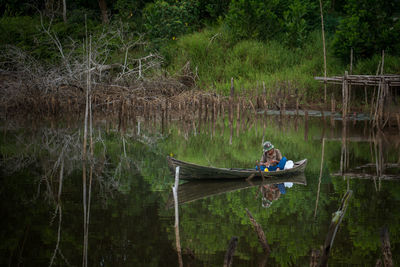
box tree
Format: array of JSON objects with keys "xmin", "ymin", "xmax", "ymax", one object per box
[
  {"xmin": 333, "ymin": 0, "xmax": 400, "ymax": 60},
  {"xmin": 98, "ymin": 0, "xmax": 109, "ymax": 23}
]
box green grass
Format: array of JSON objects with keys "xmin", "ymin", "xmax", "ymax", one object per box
[{"xmin": 164, "ymin": 26, "xmax": 400, "ymax": 101}]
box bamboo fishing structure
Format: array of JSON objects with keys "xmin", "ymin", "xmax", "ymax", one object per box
[{"xmin": 315, "ymin": 73, "xmax": 400, "ymax": 129}]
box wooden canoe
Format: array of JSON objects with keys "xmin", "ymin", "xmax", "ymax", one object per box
[
  {"xmin": 166, "ymin": 173, "xmax": 307, "ymax": 209},
  {"xmin": 167, "ymin": 156, "xmax": 307, "ymax": 180}
]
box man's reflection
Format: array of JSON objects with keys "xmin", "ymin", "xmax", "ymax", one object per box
[{"xmin": 260, "ymin": 183, "xmax": 293, "ymax": 208}]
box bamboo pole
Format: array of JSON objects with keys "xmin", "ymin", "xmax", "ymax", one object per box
[
  {"xmin": 86, "ymin": 54, "xmax": 94, "ymax": 265},
  {"xmin": 212, "ymin": 98, "xmax": 216, "ymax": 138},
  {"xmin": 223, "ymin": 237, "xmax": 238, "ymax": 267},
  {"xmin": 82, "ymin": 28, "xmax": 90, "ymax": 267},
  {"xmin": 370, "ymin": 61, "xmax": 382, "ymax": 120},
  {"xmin": 236, "ymin": 101, "xmax": 240, "ymax": 137},
  {"xmin": 49, "ymin": 160, "xmax": 64, "ymax": 267},
  {"xmin": 348, "ymin": 49, "xmax": 353, "ymax": 114},
  {"xmin": 304, "ymin": 110, "xmax": 309, "ymax": 141},
  {"xmin": 342, "ymin": 71, "xmax": 348, "ymax": 120},
  {"xmin": 229, "ymin": 78, "xmax": 234, "ymax": 145},
  {"xmin": 172, "ymin": 167, "xmax": 183, "ymax": 267},
  {"xmin": 319, "ymin": 0, "xmax": 327, "ymax": 103}
]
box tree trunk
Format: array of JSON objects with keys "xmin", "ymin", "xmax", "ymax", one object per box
[{"xmin": 98, "ymin": 0, "xmax": 109, "ymax": 24}]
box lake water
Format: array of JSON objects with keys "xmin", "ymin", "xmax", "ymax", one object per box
[{"xmin": 1, "ymin": 112, "xmax": 399, "ymax": 266}]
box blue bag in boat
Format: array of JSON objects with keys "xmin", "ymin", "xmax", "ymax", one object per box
[{"xmin": 258, "ymin": 157, "xmax": 287, "ymax": 172}]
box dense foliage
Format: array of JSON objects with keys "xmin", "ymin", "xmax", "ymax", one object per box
[
  {"xmin": 332, "ymin": 0, "xmax": 400, "ymax": 59},
  {"xmin": 2, "ymin": 0, "xmax": 399, "ymax": 57},
  {"xmin": 0, "ymin": 0, "xmax": 399, "ymax": 100}
]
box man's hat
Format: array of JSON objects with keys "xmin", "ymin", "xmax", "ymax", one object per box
[{"xmin": 263, "ymin": 141, "xmax": 274, "ymax": 152}]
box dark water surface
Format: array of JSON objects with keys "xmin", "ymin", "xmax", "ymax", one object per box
[{"xmin": 1, "ymin": 113, "xmax": 399, "ymax": 266}]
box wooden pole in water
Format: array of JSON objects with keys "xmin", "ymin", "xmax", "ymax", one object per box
[
  {"xmin": 161, "ymin": 103, "xmax": 164, "ymax": 134},
  {"xmin": 318, "ymin": 191, "xmax": 352, "ymax": 267},
  {"xmin": 236, "ymin": 101, "xmax": 240, "ymax": 137},
  {"xmin": 304, "ymin": 110, "xmax": 309, "ymax": 141},
  {"xmin": 199, "ymin": 95, "xmax": 203, "ymax": 132},
  {"xmin": 82, "ymin": 30, "xmax": 92, "ymax": 267},
  {"xmin": 348, "ymin": 49, "xmax": 353, "ymax": 115},
  {"xmin": 223, "ymin": 237, "xmax": 238, "ymax": 267},
  {"xmin": 342, "ymin": 71, "xmax": 348, "ymax": 120},
  {"xmin": 330, "ymin": 93, "xmax": 335, "ymax": 128},
  {"xmin": 213, "ymin": 98, "xmax": 217, "ymax": 137},
  {"xmin": 364, "ymin": 84, "xmax": 368, "ymax": 107},
  {"xmin": 172, "ymin": 167, "xmax": 183, "ymax": 267},
  {"xmin": 379, "ymin": 227, "xmax": 394, "ymax": 267},
  {"xmin": 204, "ymin": 96, "xmax": 209, "ymax": 123},
  {"xmin": 370, "ymin": 60, "xmax": 381, "ymax": 120},
  {"xmin": 229, "ymin": 78, "xmax": 234, "ymax": 145},
  {"xmin": 262, "ymin": 82, "xmax": 267, "ymax": 143},
  {"xmin": 263, "ymin": 82, "xmax": 267, "ymax": 109},
  {"xmin": 245, "ymin": 208, "xmax": 271, "ymax": 254}
]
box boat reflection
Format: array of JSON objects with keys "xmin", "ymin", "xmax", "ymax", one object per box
[{"xmin": 166, "ymin": 173, "xmax": 307, "ymax": 209}]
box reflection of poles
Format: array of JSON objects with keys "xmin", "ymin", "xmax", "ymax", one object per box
[
  {"xmin": 376, "ymin": 227, "xmax": 393, "ymax": 267},
  {"xmin": 340, "ymin": 115, "xmax": 347, "ymax": 175},
  {"xmin": 82, "ymin": 33, "xmax": 91, "ymax": 267},
  {"xmin": 223, "ymin": 236, "xmax": 238, "ymax": 267},
  {"xmin": 378, "ymin": 133, "xmax": 383, "ymax": 191},
  {"xmin": 371, "ymin": 130, "xmax": 385, "ymax": 191},
  {"xmin": 318, "ymin": 190, "xmax": 352, "ymax": 267},
  {"xmin": 172, "ymin": 167, "xmax": 183, "ymax": 267},
  {"xmin": 373, "ymin": 131, "xmax": 385, "ymax": 191},
  {"xmin": 49, "ymin": 160, "xmax": 64, "ymax": 267},
  {"xmin": 310, "ymin": 249, "xmax": 321, "ymax": 267},
  {"xmin": 314, "ymin": 138, "xmax": 325, "ymax": 218},
  {"xmin": 85, "ymin": 85, "xmax": 94, "ymax": 267}
]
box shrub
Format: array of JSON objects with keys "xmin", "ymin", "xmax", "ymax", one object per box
[
  {"xmin": 143, "ymin": 0, "xmax": 200, "ymax": 43},
  {"xmin": 332, "ymin": 0, "xmax": 400, "ymax": 60},
  {"xmin": 225, "ymin": 0, "xmax": 281, "ymax": 41}
]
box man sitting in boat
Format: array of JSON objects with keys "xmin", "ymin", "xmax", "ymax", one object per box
[{"xmin": 259, "ymin": 141, "xmax": 287, "ymax": 171}]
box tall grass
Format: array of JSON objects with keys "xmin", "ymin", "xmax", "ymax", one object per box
[{"xmin": 164, "ymin": 26, "xmax": 400, "ymax": 101}]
